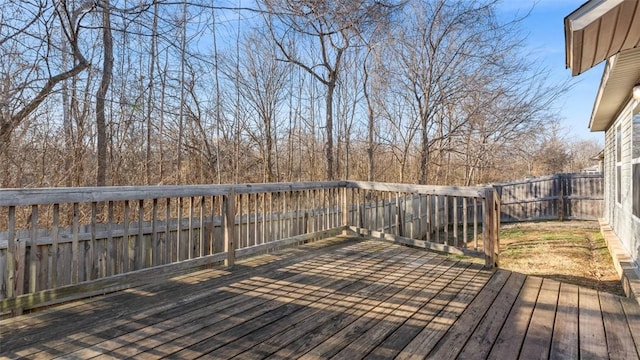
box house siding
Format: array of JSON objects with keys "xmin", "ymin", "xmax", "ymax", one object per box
[{"xmin": 604, "ymin": 98, "xmax": 640, "ymax": 269}]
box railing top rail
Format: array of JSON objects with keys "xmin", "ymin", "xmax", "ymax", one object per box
[
  {"xmin": 491, "ymin": 173, "xmax": 603, "ymax": 187},
  {"xmin": 0, "ymin": 180, "xmax": 494, "ymax": 207},
  {"xmin": 345, "ymin": 181, "xmax": 490, "ymax": 198},
  {"xmin": 0, "ymin": 181, "xmax": 348, "ymax": 207}
]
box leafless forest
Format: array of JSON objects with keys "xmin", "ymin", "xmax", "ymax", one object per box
[{"xmin": 0, "ymin": 0, "xmax": 600, "ymax": 188}]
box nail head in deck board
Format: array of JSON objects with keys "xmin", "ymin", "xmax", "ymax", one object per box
[
  {"xmin": 519, "ymin": 278, "xmax": 561, "ymax": 360},
  {"xmin": 600, "ymin": 291, "xmax": 639, "ymax": 359},
  {"xmin": 457, "ymin": 271, "xmax": 527, "ymax": 359},
  {"xmin": 426, "ymin": 269, "xmax": 513, "ymax": 359},
  {"xmin": 579, "ymin": 286, "xmax": 608, "ymax": 359},
  {"xmin": 487, "ymin": 276, "xmax": 544, "ymax": 360},
  {"xmin": 550, "ymin": 282, "xmax": 579, "ymax": 359}
]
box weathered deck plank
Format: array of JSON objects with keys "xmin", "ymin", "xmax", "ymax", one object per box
[
  {"xmin": 549, "ymin": 282, "xmax": 580, "ymax": 359},
  {"xmin": 486, "ymin": 275, "xmax": 543, "ymax": 359},
  {"xmin": 423, "ymin": 269, "xmax": 513, "ymax": 359},
  {"xmin": 456, "ymin": 271, "xmax": 527, "ymax": 359},
  {"xmin": 1, "ymin": 237, "xmax": 639, "ymax": 360},
  {"xmin": 519, "ymin": 278, "xmax": 560, "ymax": 360},
  {"xmin": 579, "ymin": 287, "xmax": 608, "ymax": 359},
  {"xmin": 600, "ymin": 291, "xmax": 639, "ymax": 359}
]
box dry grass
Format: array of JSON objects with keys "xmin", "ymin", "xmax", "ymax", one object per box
[{"xmin": 499, "ymin": 221, "xmax": 624, "ymax": 296}]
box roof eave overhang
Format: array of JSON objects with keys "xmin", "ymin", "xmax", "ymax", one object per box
[
  {"xmin": 564, "ymin": 0, "xmax": 640, "ymax": 132},
  {"xmin": 589, "ymin": 49, "xmax": 640, "ymax": 131},
  {"xmin": 565, "ymin": 0, "xmax": 627, "ymax": 76}
]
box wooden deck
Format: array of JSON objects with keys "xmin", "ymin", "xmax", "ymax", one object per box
[{"xmin": 1, "ymin": 236, "xmax": 639, "ymax": 359}]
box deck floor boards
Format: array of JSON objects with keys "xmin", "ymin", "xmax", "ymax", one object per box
[{"xmin": 1, "ymin": 236, "xmax": 639, "ymax": 360}]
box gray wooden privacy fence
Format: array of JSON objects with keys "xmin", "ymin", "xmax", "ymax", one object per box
[
  {"xmin": 493, "ymin": 173, "xmax": 604, "ymax": 223},
  {"xmin": 0, "ymin": 181, "xmax": 500, "ymax": 315}
]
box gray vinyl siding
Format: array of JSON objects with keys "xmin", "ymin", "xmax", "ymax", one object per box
[{"xmin": 604, "ymin": 98, "xmax": 640, "ymax": 268}]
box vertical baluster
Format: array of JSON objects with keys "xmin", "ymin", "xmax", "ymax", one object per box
[
  {"xmin": 435, "ymin": 195, "xmax": 440, "ymax": 243},
  {"xmin": 138, "ymin": 199, "xmax": 144, "ymax": 268},
  {"xmin": 8, "ymin": 206, "xmax": 24, "ymax": 315},
  {"xmin": 355, "ymin": 189, "xmax": 360, "ymax": 230},
  {"xmin": 223, "ymin": 189, "xmax": 236, "ymax": 267},
  {"xmin": 463, "ymin": 197, "xmax": 468, "ymax": 248},
  {"xmin": 52, "ymin": 203, "xmax": 60, "ymax": 288},
  {"xmin": 246, "ymin": 193, "xmax": 251, "ymax": 247},
  {"xmin": 294, "ymin": 191, "xmax": 303, "ymax": 235},
  {"xmin": 165, "ymin": 198, "xmax": 171, "ymax": 264},
  {"xmin": 395, "ymin": 192, "xmax": 401, "ymax": 236},
  {"xmin": 269, "ymin": 192, "xmax": 273, "ymax": 243},
  {"xmin": 388, "ymin": 192, "xmax": 393, "ymax": 234},
  {"xmin": 28, "ymin": 205, "xmax": 38, "ymax": 293},
  {"xmin": 261, "ymin": 193, "xmax": 267, "ymax": 245},
  {"xmin": 107, "ymin": 201, "xmax": 114, "ymax": 276},
  {"xmin": 152, "ymin": 198, "xmax": 159, "ymax": 264},
  {"xmin": 209, "ymin": 196, "xmax": 216, "ymax": 254},
  {"xmin": 334, "ymin": 188, "xmax": 339, "ymax": 228},
  {"xmin": 322, "ymin": 188, "xmax": 327, "ymax": 230},
  {"xmin": 279, "ymin": 192, "xmax": 284, "ymax": 239},
  {"xmin": 199, "ymin": 196, "xmax": 205, "ymax": 257},
  {"xmin": 453, "ymin": 197, "xmax": 458, "ymax": 247},
  {"xmin": 72, "ymin": 202, "xmax": 80, "ymax": 283},
  {"xmin": 238, "ymin": 194, "xmax": 244, "ymax": 249},
  {"xmin": 89, "ymin": 202, "xmax": 97, "ymax": 280},
  {"xmin": 177, "ymin": 197, "xmax": 183, "ymax": 261},
  {"xmin": 409, "ymin": 193, "xmax": 414, "ymax": 239},
  {"xmin": 284, "ymin": 192, "xmax": 289, "ymax": 238},
  {"xmin": 474, "ymin": 197, "xmax": 479, "ymax": 251},
  {"xmin": 426, "ymin": 195, "xmax": 432, "ymax": 242},
  {"xmin": 363, "ymin": 190, "xmax": 368, "ymax": 231},
  {"xmin": 312, "ymin": 189, "xmax": 317, "ymax": 232},
  {"xmin": 417, "ymin": 194, "xmax": 423, "ymax": 240},
  {"xmin": 254, "ymin": 193, "xmax": 259, "ymax": 246},
  {"xmin": 375, "ymin": 191, "xmax": 379, "ymax": 232},
  {"xmin": 444, "ymin": 196, "xmax": 450, "ymax": 245},
  {"xmin": 188, "ymin": 197, "xmax": 194, "ymax": 259}
]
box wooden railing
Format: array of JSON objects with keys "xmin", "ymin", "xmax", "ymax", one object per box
[
  {"xmin": 0, "ymin": 181, "xmax": 499, "ymax": 315},
  {"xmin": 344, "ymin": 182, "xmax": 499, "ymax": 267}
]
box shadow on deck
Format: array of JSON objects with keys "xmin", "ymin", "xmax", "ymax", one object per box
[{"xmin": 1, "ymin": 236, "xmax": 639, "ymax": 359}]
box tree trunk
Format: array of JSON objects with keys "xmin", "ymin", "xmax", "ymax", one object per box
[
  {"xmin": 326, "ymin": 81, "xmax": 335, "ymax": 180},
  {"xmin": 96, "ymin": 0, "xmax": 113, "ymax": 186},
  {"xmin": 145, "ymin": 2, "xmax": 159, "ymax": 185},
  {"xmin": 419, "ymin": 115, "xmax": 429, "ymax": 185}
]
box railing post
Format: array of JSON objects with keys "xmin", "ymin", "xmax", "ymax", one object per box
[
  {"xmin": 223, "ymin": 188, "xmax": 236, "ymax": 267},
  {"xmin": 342, "ymin": 186, "xmax": 349, "ymax": 235},
  {"xmin": 483, "ymin": 189, "xmax": 500, "ymax": 268}
]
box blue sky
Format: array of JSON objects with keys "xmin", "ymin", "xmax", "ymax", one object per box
[{"xmin": 498, "ymin": 0, "xmax": 604, "ymax": 145}]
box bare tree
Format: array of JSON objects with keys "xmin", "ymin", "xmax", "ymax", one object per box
[
  {"xmin": 232, "ymin": 30, "xmax": 288, "ymax": 182},
  {"xmin": 0, "ymin": 1, "xmax": 91, "ymax": 185},
  {"xmin": 261, "ymin": 0, "xmax": 398, "ymax": 180}
]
